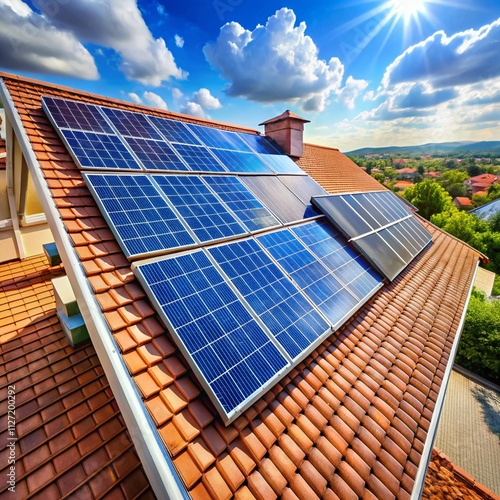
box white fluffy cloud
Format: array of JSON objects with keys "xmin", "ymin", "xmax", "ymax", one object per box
[
  {"xmin": 175, "ymin": 34, "xmax": 184, "ymax": 48},
  {"xmin": 181, "ymin": 88, "xmax": 222, "ymax": 118},
  {"xmin": 337, "ymin": 77, "xmax": 369, "ymax": 109},
  {"xmin": 127, "ymin": 91, "xmax": 168, "ymax": 109},
  {"xmin": 0, "ymin": 0, "xmax": 98, "ymax": 79},
  {"xmin": 31, "ymin": 0, "xmax": 186, "ymax": 86},
  {"xmin": 383, "ymin": 17, "xmax": 500, "ymax": 89},
  {"xmin": 203, "ymin": 8, "xmax": 344, "ymax": 112}
]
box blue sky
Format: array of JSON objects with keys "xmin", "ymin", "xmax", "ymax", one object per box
[{"xmin": 1, "ymin": 0, "xmax": 499, "ymax": 151}]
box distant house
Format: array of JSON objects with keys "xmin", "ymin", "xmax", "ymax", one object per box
[
  {"xmin": 397, "ymin": 167, "xmax": 417, "ymax": 180},
  {"xmin": 465, "ymin": 173, "xmax": 499, "ymax": 195},
  {"xmin": 394, "ymin": 180, "xmax": 414, "ymax": 191},
  {"xmin": 424, "ymin": 171, "xmax": 442, "ymax": 179},
  {"xmin": 453, "ymin": 197, "xmax": 473, "ymax": 210}
]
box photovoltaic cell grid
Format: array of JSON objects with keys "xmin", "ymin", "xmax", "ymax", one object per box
[
  {"xmin": 238, "ymin": 133, "xmax": 283, "ymax": 154},
  {"xmin": 83, "ymin": 173, "xmax": 195, "ymax": 258},
  {"xmin": 100, "ymin": 106, "xmax": 163, "ymax": 140},
  {"xmin": 60, "ymin": 129, "xmax": 142, "ymax": 170},
  {"xmin": 188, "ymin": 123, "xmax": 252, "ymax": 152},
  {"xmin": 203, "ymin": 176, "xmax": 280, "ymax": 232},
  {"xmin": 133, "ymin": 251, "xmax": 289, "ymax": 420},
  {"xmin": 210, "ymin": 149, "xmax": 273, "ymax": 174},
  {"xmin": 170, "ymin": 143, "xmax": 226, "ymax": 173},
  {"xmin": 209, "ymin": 239, "xmax": 330, "ymax": 360},
  {"xmin": 43, "ymin": 97, "xmax": 114, "ymax": 134},
  {"xmin": 258, "ymin": 227, "xmax": 364, "ymax": 327},
  {"xmin": 147, "ymin": 115, "xmax": 201, "ymax": 145},
  {"xmin": 312, "ymin": 191, "xmax": 433, "ymax": 281},
  {"xmin": 153, "ymin": 175, "xmax": 248, "ymax": 243},
  {"xmin": 260, "ymin": 154, "xmax": 305, "ymax": 174},
  {"xmin": 123, "ymin": 136, "xmax": 188, "ymax": 171}
]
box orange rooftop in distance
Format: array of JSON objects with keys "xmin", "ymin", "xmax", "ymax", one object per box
[{"xmin": 0, "ymin": 71, "xmax": 485, "ymax": 499}]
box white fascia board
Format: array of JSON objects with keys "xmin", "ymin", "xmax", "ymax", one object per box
[{"xmin": 0, "ymin": 79, "xmax": 188, "ymax": 500}]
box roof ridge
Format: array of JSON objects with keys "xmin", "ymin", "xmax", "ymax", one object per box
[
  {"xmin": 0, "ymin": 71, "xmax": 259, "ymax": 134},
  {"xmin": 303, "ymin": 142, "xmax": 340, "ymax": 152}
]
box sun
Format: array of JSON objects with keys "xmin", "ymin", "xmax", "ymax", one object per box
[{"xmin": 391, "ymin": 0, "xmax": 427, "ymax": 22}]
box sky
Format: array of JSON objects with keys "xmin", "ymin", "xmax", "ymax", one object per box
[{"xmin": 0, "ymin": 0, "xmax": 499, "ymax": 151}]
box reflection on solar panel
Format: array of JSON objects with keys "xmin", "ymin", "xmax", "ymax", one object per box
[
  {"xmin": 154, "ymin": 175, "xmax": 247, "ymax": 242},
  {"xmin": 61, "ymin": 129, "xmax": 142, "ymax": 170},
  {"xmin": 202, "ymin": 176, "xmax": 280, "ymax": 232},
  {"xmin": 312, "ymin": 191, "xmax": 432, "ymax": 281},
  {"xmin": 291, "ymin": 221, "xmax": 383, "ymax": 301},
  {"xmin": 209, "ymin": 239, "xmax": 330, "ymax": 360},
  {"xmin": 211, "ymin": 149, "xmax": 273, "ymax": 174},
  {"xmin": 258, "ymin": 228, "xmax": 362, "ymax": 327},
  {"xmin": 83, "ymin": 173, "xmax": 195, "ymax": 258},
  {"xmin": 188, "ymin": 124, "xmax": 252, "ymax": 151},
  {"xmin": 279, "ymin": 175, "xmax": 328, "ymax": 205},
  {"xmin": 133, "ymin": 250, "xmax": 289, "ymax": 423},
  {"xmin": 240, "ymin": 176, "xmax": 318, "ymax": 224},
  {"xmin": 170, "ymin": 144, "xmax": 226, "ymax": 172},
  {"xmin": 100, "ymin": 107, "xmax": 162, "ymax": 140},
  {"xmin": 147, "ymin": 115, "xmax": 201, "ymax": 145},
  {"xmin": 123, "ymin": 137, "xmax": 188, "ymax": 171},
  {"xmin": 43, "ymin": 97, "xmax": 113, "ymax": 134},
  {"xmin": 260, "ymin": 154, "xmax": 305, "ymax": 174},
  {"xmin": 238, "ymin": 134, "xmax": 283, "ymax": 154}
]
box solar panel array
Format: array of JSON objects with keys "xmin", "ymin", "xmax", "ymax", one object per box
[
  {"xmin": 312, "ymin": 191, "xmax": 433, "ymax": 281},
  {"xmin": 43, "ymin": 95, "xmax": 417, "ymax": 423}
]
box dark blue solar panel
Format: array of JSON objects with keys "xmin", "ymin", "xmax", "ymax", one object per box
[
  {"xmin": 210, "ymin": 150, "xmax": 273, "ymax": 174},
  {"xmin": 188, "ymin": 124, "xmax": 252, "ymax": 151},
  {"xmin": 123, "ymin": 137, "xmax": 189, "ymax": 171},
  {"xmin": 100, "ymin": 107, "xmax": 162, "ymax": 140},
  {"xmin": 260, "ymin": 154, "xmax": 305, "ymax": 174},
  {"xmin": 202, "ymin": 176, "xmax": 280, "ymax": 232},
  {"xmin": 258, "ymin": 229, "xmax": 360, "ymax": 326},
  {"xmin": 170, "ymin": 144, "xmax": 226, "ymax": 172},
  {"xmin": 147, "ymin": 115, "xmax": 201, "ymax": 145},
  {"xmin": 42, "ymin": 97, "xmax": 113, "ymax": 134},
  {"xmin": 291, "ymin": 221, "xmax": 383, "ymax": 301},
  {"xmin": 61, "ymin": 129, "xmax": 141, "ymax": 170},
  {"xmin": 134, "ymin": 251, "xmax": 288, "ymax": 419},
  {"xmin": 209, "ymin": 239, "xmax": 329, "ymax": 360},
  {"xmin": 238, "ymin": 134, "xmax": 283, "ymax": 154},
  {"xmin": 83, "ymin": 174, "xmax": 195, "ymax": 257},
  {"xmin": 154, "ymin": 175, "xmax": 247, "ymax": 242}
]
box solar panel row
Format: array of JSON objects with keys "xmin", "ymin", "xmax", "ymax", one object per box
[{"xmin": 312, "ymin": 191, "xmax": 433, "ymax": 281}]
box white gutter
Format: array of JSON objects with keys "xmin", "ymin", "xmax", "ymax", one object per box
[
  {"xmin": 410, "ymin": 260, "xmax": 480, "ymax": 500},
  {"xmin": 0, "ymin": 80, "xmax": 188, "ymax": 500}
]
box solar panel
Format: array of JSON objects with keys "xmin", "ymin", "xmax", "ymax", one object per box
[
  {"xmin": 279, "ymin": 175, "xmax": 328, "ymax": 205},
  {"xmin": 240, "ymin": 176, "xmax": 319, "ymax": 224},
  {"xmin": 258, "ymin": 228, "xmax": 361, "ymax": 327},
  {"xmin": 312, "ymin": 191, "xmax": 432, "ymax": 281},
  {"xmin": 188, "ymin": 124, "xmax": 252, "ymax": 151},
  {"xmin": 42, "ymin": 97, "xmax": 114, "ymax": 134},
  {"xmin": 147, "ymin": 115, "xmax": 201, "ymax": 145},
  {"xmin": 291, "ymin": 221, "xmax": 383, "ymax": 301},
  {"xmin": 100, "ymin": 107, "xmax": 163, "ymax": 140},
  {"xmin": 260, "ymin": 154, "xmax": 305, "ymax": 174},
  {"xmin": 61, "ymin": 129, "xmax": 142, "ymax": 170},
  {"xmin": 170, "ymin": 144, "xmax": 226, "ymax": 172},
  {"xmin": 133, "ymin": 250, "xmax": 289, "ymax": 423},
  {"xmin": 209, "ymin": 239, "xmax": 330, "ymax": 360},
  {"xmin": 210, "ymin": 149, "xmax": 273, "ymax": 174},
  {"xmin": 83, "ymin": 173, "xmax": 195, "ymax": 258},
  {"xmin": 202, "ymin": 176, "xmax": 280, "ymax": 232},
  {"xmin": 153, "ymin": 175, "xmax": 248, "ymax": 243},
  {"xmin": 238, "ymin": 134, "xmax": 283, "ymax": 154},
  {"xmin": 123, "ymin": 136, "xmax": 189, "ymax": 171}
]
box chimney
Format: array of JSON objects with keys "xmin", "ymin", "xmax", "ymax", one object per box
[{"xmin": 259, "ymin": 110, "xmax": 310, "ymax": 158}]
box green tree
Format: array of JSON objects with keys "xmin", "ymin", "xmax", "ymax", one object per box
[
  {"xmin": 438, "ymin": 170, "xmax": 469, "ymax": 198},
  {"xmin": 402, "ymin": 179, "xmax": 453, "ymax": 220},
  {"xmin": 456, "ymin": 289, "xmax": 500, "ymax": 384},
  {"xmin": 371, "ymin": 173, "xmax": 385, "ymax": 183}
]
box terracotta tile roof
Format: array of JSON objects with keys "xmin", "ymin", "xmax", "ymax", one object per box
[
  {"xmin": 297, "ymin": 143, "xmax": 385, "ymax": 193},
  {"xmin": 423, "ymin": 449, "xmax": 500, "ymax": 500},
  {"xmin": 0, "ymin": 71, "xmax": 483, "ymax": 499},
  {"xmin": 0, "ymin": 138, "xmax": 5, "ymax": 169},
  {"xmin": 0, "ymin": 254, "xmax": 154, "ymax": 498},
  {"xmin": 454, "ymin": 197, "xmax": 474, "ymax": 207},
  {"xmin": 467, "ymin": 173, "xmax": 498, "ymax": 185}
]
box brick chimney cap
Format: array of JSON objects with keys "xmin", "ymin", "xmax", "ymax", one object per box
[{"xmin": 259, "ymin": 110, "xmax": 310, "ymax": 126}]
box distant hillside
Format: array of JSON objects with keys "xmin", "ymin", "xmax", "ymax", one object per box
[{"xmin": 346, "ymin": 141, "xmax": 500, "ymax": 156}]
